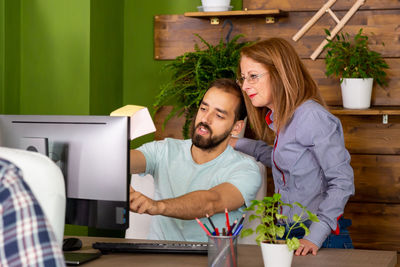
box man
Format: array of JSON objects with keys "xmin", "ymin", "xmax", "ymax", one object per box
[
  {"xmin": 129, "ymin": 78, "xmax": 262, "ymax": 242},
  {"xmin": 0, "ymin": 158, "xmax": 65, "ymax": 266}
]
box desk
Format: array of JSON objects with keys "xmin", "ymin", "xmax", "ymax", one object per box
[{"xmin": 70, "ymin": 236, "xmax": 397, "ymax": 267}]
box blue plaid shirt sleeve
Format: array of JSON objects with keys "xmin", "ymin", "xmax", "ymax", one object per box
[{"xmin": 0, "ymin": 159, "xmax": 65, "ymax": 267}]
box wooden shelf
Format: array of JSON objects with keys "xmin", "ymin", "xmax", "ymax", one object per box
[
  {"xmin": 184, "ymin": 9, "xmax": 283, "ymax": 17},
  {"xmin": 329, "ymin": 106, "xmax": 400, "ymax": 115},
  {"xmin": 184, "ymin": 9, "xmax": 285, "ymax": 24}
]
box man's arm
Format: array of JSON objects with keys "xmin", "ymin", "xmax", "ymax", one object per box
[
  {"xmin": 130, "ymin": 149, "xmax": 146, "ymax": 174},
  {"xmin": 130, "ymin": 182, "xmax": 244, "ymax": 219}
]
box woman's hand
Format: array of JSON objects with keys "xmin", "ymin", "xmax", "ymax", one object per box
[
  {"xmin": 295, "ymin": 239, "xmax": 319, "ymax": 256},
  {"xmin": 229, "ymin": 136, "xmax": 238, "ymax": 147}
]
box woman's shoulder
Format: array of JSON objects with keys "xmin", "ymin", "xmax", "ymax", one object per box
[
  {"xmin": 295, "ymin": 100, "xmax": 337, "ymax": 122},
  {"xmin": 291, "ymin": 100, "xmax": 343, "ymax": 143}
]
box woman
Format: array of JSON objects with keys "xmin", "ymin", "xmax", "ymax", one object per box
[{"xmin": 231, "ymin": 38, "xmax": 355, "ymax": 256}]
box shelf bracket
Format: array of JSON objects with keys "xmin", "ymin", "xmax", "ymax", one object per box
[
  {"xmin": 265, "ymin": 17, "xmax": 275, "ymax": 24},
  {"xmin": 210, "ymin": 17, "xmax": 219, "ymax": 25},
  {"xmin": 383, "ymin": 114, "xmax": 388, "ymax": 124}
]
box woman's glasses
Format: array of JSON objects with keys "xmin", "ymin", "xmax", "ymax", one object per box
[{"xmin": 236, "ymin": 73, "xmax": 267, "ymax": 86}]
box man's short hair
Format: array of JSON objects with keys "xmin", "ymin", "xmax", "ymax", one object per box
[{"xmin": 208, "ymin": 78, "xmax": 247, "ymax": 121}]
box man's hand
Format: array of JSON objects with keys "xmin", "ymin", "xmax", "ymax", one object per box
[
  {"xmin": 295, "ymin": 239, "xmax": 319, "ymax": 256},
  {"xmin": 129, "ymin": 183, "xmax": 243, "ymax": 220},
  {"xmin": 130, "ymin": 186, "xmax": 163, "ymax": 215}
]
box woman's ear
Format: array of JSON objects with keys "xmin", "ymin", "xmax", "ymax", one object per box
[{"xmin": 231, "ymin": 120, "xmax": 245, "ymax": 136}]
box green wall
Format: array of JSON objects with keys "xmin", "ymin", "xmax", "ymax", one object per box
[
  {"xmin": 21, "ymin": 0, "xmax": 90, "ymax": 115},
  {"xmin": 90, "ymin": 0, "xmax": 124, "ymax": 115},
  {"xmin": 123, "ymin": 0, "xmax": 196, "ymax": 147},
  {"xmin": 0, "ymin": 0, "xmax": 3, "ymax": 112},
  {"xmin": 4, "ymin": 0, "xmax": 125, "ymax": 116},
  {"xmin": 3, "ymin": 0, "xmax": 20, "ymax": 114},
  {"xmin": 123, "ymin": 0, "xmax": 242, "ymax": 147},
  {"xmin": 1, "ymin": 0, "xmax": 243, "ymax": 237}
]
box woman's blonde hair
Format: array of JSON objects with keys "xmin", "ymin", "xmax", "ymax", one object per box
[{"xmin": 239, "ymin": 38, "xmax": 326, "ymax": 141}]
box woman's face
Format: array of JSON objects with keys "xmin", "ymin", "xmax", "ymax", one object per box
[{"xmin": 239, "ymin": 56, "xmax": 274, "ymax": 110}]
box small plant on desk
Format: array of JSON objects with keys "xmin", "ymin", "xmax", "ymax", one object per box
[{"xmin": 241, "ymin": 193, "xmax": 319, "ymax": 267}]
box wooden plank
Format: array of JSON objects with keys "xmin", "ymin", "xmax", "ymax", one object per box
[
  {"xmin": 243, "ymin": 0, "xmax": 400, "ymax": 11},
  {"xmin": 267, "ymin": 154, "xmax": 400, "ymax": 204},
  {"xmin": 339, "ymin": 115, "xmax": 400, "ymax": 155},
  {"xmin": 304, "ymin": 58, "xmax": 400, "ymax": 106},
  {"xmin": 154, "ymin": 111, "xmax": 400, "ymax": 156},
  {"xmin": 184, "ymin": 9, "xmax": 282, "ymax": 17},
  {"xmin": 154, "ymin": 10, "xmax": 400, "ymax": 60},
  {"xmin": 350, "ymin": 155, "xmax": 400, "ymax": 203},
  {"xmin": 345, "ymin": 202, "xmax": 400, "ymax": 252},
  {"xmin": 329, "ymin": 107, "xmax": 400, "ymax": 116},
  {"xmin": 154, "ymin": 106, "xmax": 185, "ymax": 140}
]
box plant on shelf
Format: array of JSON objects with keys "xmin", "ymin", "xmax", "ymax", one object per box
[
  {"xmin": 323, "ymin": 28, "xmax": 389, "ymax": 109},
  {"xmin": 242, "ymin": 193, "xmax": 319, "ymax": 267},
  {"xmin": 324, "ymin": 28, "xmax": 388, "ymax": 85},
  {"xmin": 154, "ymin": 34, "xmax": 251, "ymax": 138}
]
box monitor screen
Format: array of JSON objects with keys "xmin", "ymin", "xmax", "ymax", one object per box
[{"xmin": 0, "ymin": 115, "xmax": 130, "ymax": 230}]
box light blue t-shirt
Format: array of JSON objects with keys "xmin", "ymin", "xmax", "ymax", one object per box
[{"xmin": 137, "ymin": 138, "xmax": 262, "ymax": 242}]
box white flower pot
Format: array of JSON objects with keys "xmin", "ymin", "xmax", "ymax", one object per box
[
  {"xmin": 201, "ymin": 0, "xmax": 231, "ymax": 11},
  {"xmin": 340, "ymin": 78, "xmax": 373, "ymax": 109},
  {"xmin": 260, "ymin": 242, "xmax": 294, "ymax": 267}
]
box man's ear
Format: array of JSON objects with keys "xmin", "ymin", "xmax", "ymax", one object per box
[{"xmin": 231, "ymin": 120, "xmax": 245, "ymax": 136}]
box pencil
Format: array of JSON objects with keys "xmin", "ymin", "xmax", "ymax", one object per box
[
  {"xmin": 204, "ymin": 224, "xmax": 212, "ymax": 235},
  {"xmin": 195, "ymin": 218, "xmax": 211, "ymax": 236},
  {"xmin": 206, "ymin": 214, "xmax": 217, "ymax": 232},
  {"xmin": 225, "ymin": 208, "xmax": 231, "ymax": 233},
  {"xmin": 227, "ymin": 219, "xmax": 238, "ymax": 236},
  {"xmin": 233, "ymin": 223, "xmax": 244, "ymax": 236},
  {"xmin": 215, "ymin": 227, "xmax": 220, "ymax": 236},
  {"xmin": 236, "ymin": 213, "xmax": 246, "ymax": 231},
  {"xmin": 231, "ymin": 214, "xmax": 245, "ymax": 236}
]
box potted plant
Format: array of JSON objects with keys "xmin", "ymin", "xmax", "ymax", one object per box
[
  {"xmin": 241, "ymin": 193, "xmax": 319, "ymax": 267},
  {"xmin": 324, "ymin": 28, "xmax": 389, "ymax": 109},
  {"xmin": 154, "ymin": 34, "xmax": 251, "ymax": 138}
]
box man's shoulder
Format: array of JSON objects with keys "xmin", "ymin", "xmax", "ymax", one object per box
[
  {"xmin": 223, "ymin": 147, "xmax": 260, "ymax": 170},
  {"xmin": 139, "ymin": 138, "xmax": 189, "ymax": 149},
  {"xmin": 163, "ymin": 138, "xmax": 190, "ymax": 144}
]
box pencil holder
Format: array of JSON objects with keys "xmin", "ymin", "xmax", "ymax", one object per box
[{"xmin": 207, "ymin": 235, "xmax": 238, "ymax": 267}]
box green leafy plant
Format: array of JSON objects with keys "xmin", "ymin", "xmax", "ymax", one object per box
[
  {"xmin": 154, "ymin": 34, "xmax": 252, "ymax": 138},
  {"xmin": 241, "ymin": 193, "xmax": 319, "ymax": 251},
  {"xmin": 324, "ymin": 28, "xmax": 389, "ymax": 86}
]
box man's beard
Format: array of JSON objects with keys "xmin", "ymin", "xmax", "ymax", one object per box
[{"xmin": 191, "ymin": 122, "xmax": 232, "ymax": 150}]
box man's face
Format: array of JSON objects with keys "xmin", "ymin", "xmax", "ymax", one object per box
[{"xmin": 191, "ymin": 87, "xmax": 240, "ymax": 150}]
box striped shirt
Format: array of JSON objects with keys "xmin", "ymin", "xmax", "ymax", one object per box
[{"xmin": 0, "ymin": 159, "xmax": 65, "ymax": 267}]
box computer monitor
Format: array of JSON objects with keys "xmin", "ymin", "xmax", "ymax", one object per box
[{"xmin": 0, "ymin": 115, "xmax": 130, "ymax": 230}]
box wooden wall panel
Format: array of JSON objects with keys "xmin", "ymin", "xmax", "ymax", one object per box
[
  {"xmin": 305, "ymin": 59, "xmax": 400, "ymax": 106},
  {"xmin": 154, "ymin": 108, "xmax": 400, "ymax": 204},
  {"xmin": 155, "ymin": 108, "xmax": 400, "ymax": 155},
  {"xmin": 155, "ymin": 2, "xmax": 400, "ymax": 252},
  {"xmin": 243, "ymin": 0, "xmax": 400, "ymax": 11},
  {"xmin": 154, "ymin": 106, "xmax": 185, "ymax": 140},
  {"xmin": 350, "ymin": 155, "xmax": 400, "ymax": 203},
  {"xmin": 339, "ymin": 115, "xmax": 400, "ymax": 155},
  {"xmin": 345, "ymin": 202, "xmax": 400, "ymax": 251},
  {"xmin": 154, "ymin": 10, "xmax": 400, "ymax": 60}
]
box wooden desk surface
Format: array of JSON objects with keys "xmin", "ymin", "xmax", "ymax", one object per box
[{"xmin": 68, "ymin": 236, "xmax": 397, "ymax": 267}]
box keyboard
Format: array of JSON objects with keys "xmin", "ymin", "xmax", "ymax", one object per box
[{"xmin": 92, "ymin": 241, "xmax": 208, "ymax": 255}]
